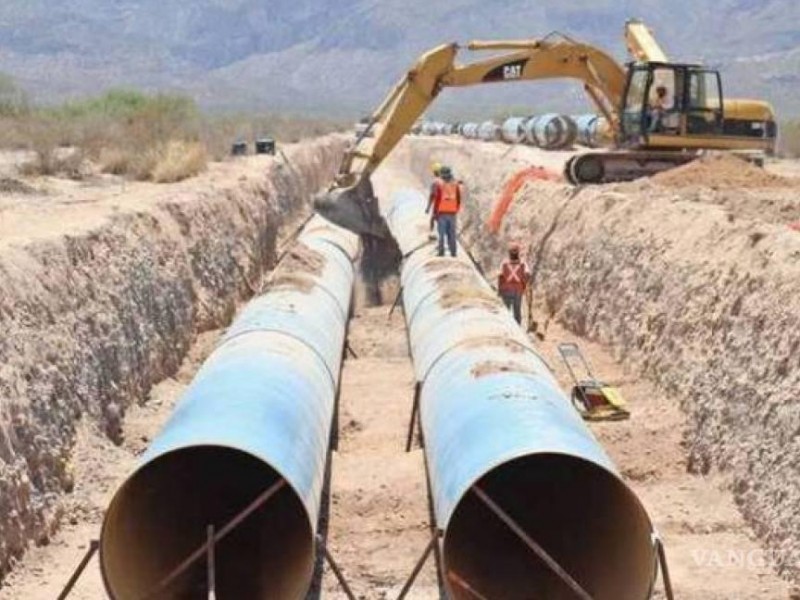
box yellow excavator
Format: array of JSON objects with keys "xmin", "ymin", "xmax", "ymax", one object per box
[{"xmin": 314, "ymin": 19, "xmax": 777, "ymax": 237}]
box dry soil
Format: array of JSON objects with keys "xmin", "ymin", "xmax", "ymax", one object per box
[{"xmin": 2, "ymin": 136, "xmax": 799, "ymax": 599}]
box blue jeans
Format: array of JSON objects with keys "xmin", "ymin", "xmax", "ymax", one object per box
[
  {"xmin": 436, "ymin": 213, "xmax": 457, "ymax": 257},
  {"xmin": 501, "ymin": 291, "xmax": 523, "ymax": 324}
]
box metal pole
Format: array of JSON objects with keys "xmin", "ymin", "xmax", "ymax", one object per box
[
  {"xmin": 655, "ymin": 535, "xmax": 675, "ymax": 600},
  {"xmin": 405, "ymin": 382, "xmax": 421, "ymax": 452},
  {"xmin": 396, "ymin": 534, "xmax": 438, "ymax": 600},
  {"xmin": 206, "ymin": 525, "xmax": 216, "ymax": 600},
  {"xmin": 275, "ymin": 213, "xmax": 315, "ymax": 266},
  {"xmin": 388, "ymin": 287, "xmax": 404, "ymax": 319},
  {"xmin": 420, "ymin": 443, "xmax": 445, "ymax": 593},
  {"xmin": 471, "ymin": 486, "xmax": 594, "ymax": 600},
  {"xmin": 316, "ymin": 536, "xmax": 357, "ymax": 600},
  {"xmin": 57, "ymin": 539, "xmax": 99, "ymax": 600},
  {"xmin": 143, "ymin": 479, "xmax": 286, "ymax": 600},
  {"xmin": 447, "ymin": 570, "xmax": 490, "ymax": 600}
]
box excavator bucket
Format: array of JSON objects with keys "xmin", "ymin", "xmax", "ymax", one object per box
[{"xmin": 313, "ymin": 177, "xmax": 390, "ymax": 239}]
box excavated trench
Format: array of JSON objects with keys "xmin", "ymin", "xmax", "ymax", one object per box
[
  {"xmin": 394, "ymin": 136, "xmax": 800, "ymax": 587},
  {"xmin": 2, "ymin": 132, "xmax": 799, "ymax": 597},
  {"xmin": 0, "ymin": 136, "xmax": 347, "ymax": 579}
]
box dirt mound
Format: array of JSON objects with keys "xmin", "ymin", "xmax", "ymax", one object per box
[{"xmin": 651, "ymin": 153, "xmax": 793, "ymax": 189}]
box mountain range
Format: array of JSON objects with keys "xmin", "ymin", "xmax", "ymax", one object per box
[{"xmin": 0, "ymin": 1, "xmax": 798, "ymax": 118}]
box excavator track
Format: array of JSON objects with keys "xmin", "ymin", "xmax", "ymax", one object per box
[{"xmin": 564, "ymin": 150, "xmax": 700, "ymax": 184}]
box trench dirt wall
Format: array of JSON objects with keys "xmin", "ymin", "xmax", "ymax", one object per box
[
  {"xmin": 0, "ymin": 136, "xmax": 346, "ymax": 577},
  {"xmin": 396, "ymin": 136, "xmax": 800, "ymax": 584}
]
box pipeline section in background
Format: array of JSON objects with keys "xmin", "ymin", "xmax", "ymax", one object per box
[
  {"xmin": 411, "ymin": 113, "xmax": 609, "ymax": 149},
  {"xmin": 384, "ymin": 188, "xmax": 656, "ymax": 600},
  {"xmin": 100, "ymin": 216, "xmax": 359, "ymax": 600}
]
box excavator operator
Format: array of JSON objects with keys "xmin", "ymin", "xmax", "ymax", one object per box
[
  {"xmin": 426, "ymin": 165, "xmax": 462, "ymax": 257},
  {"xmin": 649, "ymin": 85, "xmax": 669, "ymax": 132}
]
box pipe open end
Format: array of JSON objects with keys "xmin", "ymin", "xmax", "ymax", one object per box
[
  {"xmin": 101, "ymin": 447, "xmax": 314, "ymax": 600},
  {"xmin": 444, "ymin": 453, "xmax": 656, "ymax": 600}
]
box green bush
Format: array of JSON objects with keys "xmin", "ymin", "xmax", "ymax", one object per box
[
  {"xmin": 0, "ymin": 78, "xmax": 344, "ymax": 181},
  {"xmin": 0, "ymin": 73, "xmax": 30, "ymax": 117}
]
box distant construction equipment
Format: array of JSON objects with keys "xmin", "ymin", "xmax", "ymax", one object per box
[{"xmin": 412, "ymin": 113, "xmax": 609, "ymax": 150}]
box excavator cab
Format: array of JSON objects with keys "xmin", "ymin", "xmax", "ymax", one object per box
[
  {"xmin": 620, "ymin": 62, "xmax": 725, "ymax": 146},
  {"xmin": 619, "ymin": 61, "xmax": 775, "ymax": 153}
]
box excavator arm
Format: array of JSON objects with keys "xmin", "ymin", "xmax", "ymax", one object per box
[
  {"xmin": 314, "ymin": 32, "xmax": 628, "ymax": 236},
  {"xmin": 624, "ymin": 19, "xmax": 668, "ymax": 63}
]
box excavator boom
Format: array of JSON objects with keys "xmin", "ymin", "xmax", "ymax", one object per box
[
  {"xmin": 624, "ymin": 19, "xmax": 669, "ymax": 62},
  {"xmin": 315, "ymin": 20, "xmax": 776, "ymax": 236},
  {"xmin": 315, "ymin": 35, "xmax": 627, "ymax": 235}
]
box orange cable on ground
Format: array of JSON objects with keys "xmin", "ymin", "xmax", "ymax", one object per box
[{"xmin": 487, "ymin": 166, "xmax": 560, "ymax": 233}]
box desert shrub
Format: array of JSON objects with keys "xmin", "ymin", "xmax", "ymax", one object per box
[
  {"xmin": 98, "ymin": 146, "xmax": 135, "ymax": 176},
  {"xmin": 14, "ymin": 115, "xmax": 90, "ymax": 178},
  {"xmin": 0, "ymin": 73, "xmax": 29, "ymax": 117},
  {"xmin": 149, "ymin": 140, "xmax": 208, "ymax": 183},
  {"xmin": 0, "ymin": 80, "xmax": 344, "ymax": 182},
  {"xmin": 18, "ymin": 148, "xmax": 87, "ymax": 179},
  {"xmin": 49, "ymin": 89, "xmax": 202, "ymax": 154},
  {"xmin": 21, "ymin": 89, "xmax": 205, "ymax": 179}
]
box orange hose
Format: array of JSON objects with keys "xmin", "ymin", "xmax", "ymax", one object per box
[{"xmin": 487, "ymin": 166, "xmax": 560, "ymax": 234}]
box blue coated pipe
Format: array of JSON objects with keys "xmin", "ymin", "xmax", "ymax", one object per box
[
  {"xmin": 524, "ymin": 113, "xmax": 578, "ymax": 149},
  {"xmin": 477, "ymin": 121, "xmax": 502, "ymax": 141},
  {"xmin": 501, "ymin": 117, "xmax": 529, "ymax": 144},
  {"xmin": 461, "ymin": 123, "xmax": 480, "ymax": 139},
  {"xmin": 572, "ymin": 113, "xmax": 611, "ymax": 148},
  {"xmin": 385, "ymin": 189, "xmax": 657, "ymax": 600},
  {"xmin": 100, "ymin": 216, "xmax": 358, "ymax": 600},
  {"xmin": 573, "ymin": 113, "xmax": 601, "ymax": 147}
]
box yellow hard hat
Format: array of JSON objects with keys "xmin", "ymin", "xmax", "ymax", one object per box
[{"xmin": 431, "ymin": 161, "xmax": 443, "ymax": 176}]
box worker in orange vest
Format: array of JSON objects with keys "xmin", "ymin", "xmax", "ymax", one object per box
[
  {"xmin": 497, "ymin": 242, "xmax": 530, "ymax": 324},
  {"xmin": 426, "ymin": 165, "xmax": 462, "ymax": 257}
]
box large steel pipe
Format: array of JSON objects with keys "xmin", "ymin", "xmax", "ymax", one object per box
[
  {"xmin": 461, "ymin": 123, "xmax": 479, "ymax": 139},
  {"xmin": 501, "ymin": 117, "xmax": 529, "ymax": 144},
  {"xmin": 477, "ymin": 120, "xmax": 502, "ymax": 141},
  {"xmin": 385, "ymin": 189, "xmax": 656, "ymax": 599},
  {"xmin": 100, "ymin": 217, "xmax": 359, "ymax": 600},
  {"xmin": 525, "ymin": 113, "xmax": 578, "ymax": 149},
  {"xmin": 573, "ymin": 113, "xmax": 601, "ymax": 147},
  {"xmin": 421, "ymin": 121, "xmax": 439, "ymax": 136},
  {"xmin": 572, "ymin": 114, "xmax": 612, "ymax": 148}
]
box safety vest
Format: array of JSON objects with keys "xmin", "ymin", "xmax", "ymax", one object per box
[
  {"xmin": 435, "ymin": 181, "xmax": 460, "ymax": 215},
  {"xmin": 499, "ymin": 259, "xmax": 528, "ymax": 294}
]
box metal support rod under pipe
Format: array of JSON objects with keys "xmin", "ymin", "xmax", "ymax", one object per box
[{"xmin": 141, "ymin": 479, "xmax": 286, "ymax": 599}]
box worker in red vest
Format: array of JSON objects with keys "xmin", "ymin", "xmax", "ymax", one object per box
[
  {"xmin": 497, "ymin": 242, "xmax": 530, "ymax": 324},
  {"xmin": 426, "ymin": 165, "xmax": 461, "ymax": 257}
]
